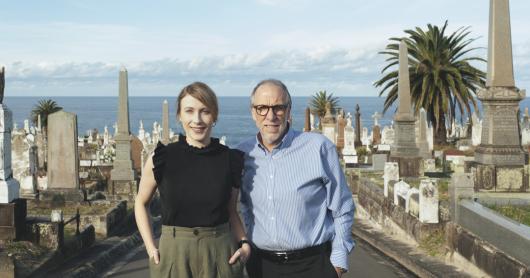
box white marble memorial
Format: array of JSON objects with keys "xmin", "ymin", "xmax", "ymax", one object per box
[
  {"xmin": 384, "ymin": 162, "xmax": 399, "ymax": 198},
  {"xmin": 419, "ymin": 179, "xmax": 439, "ymax": 223}
]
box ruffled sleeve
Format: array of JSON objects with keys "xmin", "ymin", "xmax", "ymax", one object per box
[
  {"xmin": 229, "ymin": 149, "xmax": 245, "ymax": 189},
  {"xmin": 152, "ymin": 141, "xmax": 166, "ymax": 185}
]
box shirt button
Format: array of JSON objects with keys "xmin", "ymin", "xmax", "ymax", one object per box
[
  {"xmin": 269, "ymin": 175, "xmax": 273, "ymax": 179},
  {"xmin": 271, "ymin": 216, "xmax": 275, "ymax": 220},
  {"xmin": 268, "ymin": 196, "xmax": 272, "ymax": 200},
  {"xmin": 193, "ymin": 229, "xmax": 199, "ymax": 235}
]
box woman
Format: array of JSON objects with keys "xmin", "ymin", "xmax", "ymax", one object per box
[{"xmin": 135, "ymin": 82, "xmax": 251, "ymax": 278}]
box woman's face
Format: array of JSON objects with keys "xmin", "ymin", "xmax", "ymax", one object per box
[{"xmin": 179, "ymin": 95, "xmax": 215, "ymax": 146}]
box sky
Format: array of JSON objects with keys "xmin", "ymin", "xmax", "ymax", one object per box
[{"xmin": 1, "ymin": 0, "xmax": 530, "ymax": 97}]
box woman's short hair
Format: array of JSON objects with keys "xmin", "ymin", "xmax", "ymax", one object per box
[{"xmin": 177, "ymin": 82, "xmax": 219, "ymax": 122}]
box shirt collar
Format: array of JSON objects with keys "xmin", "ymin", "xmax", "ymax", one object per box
[{"xmin": 255, "ymin": 124, "xmax": 294, "ymax": 153}]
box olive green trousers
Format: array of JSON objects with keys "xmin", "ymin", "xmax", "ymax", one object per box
[{"xmin": 149, "ymin": 223, "xmax": 244, "ymax": 278}]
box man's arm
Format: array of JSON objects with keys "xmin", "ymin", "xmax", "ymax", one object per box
[{"xmin": 322, "ymin": 144, "xmax": 356, "ymax": 271}]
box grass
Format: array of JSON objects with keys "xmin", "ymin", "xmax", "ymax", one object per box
[
  {"xmin": 418, "ymin": 230, "xmax": 446, "ymax": 257},
  {"xmin": 485, "ymin": 204, "xmax": 530, "ymax": 227}
]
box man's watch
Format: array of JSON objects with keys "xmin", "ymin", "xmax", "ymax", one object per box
[
  {"xmin": 238, "ymin": 239, "xmax": 251, "ymax": 248},
  {"xmin": 337, "ymin": 267, "xmax": 347, "ymax": 274}
]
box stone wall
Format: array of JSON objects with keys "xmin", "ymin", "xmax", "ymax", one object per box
[
  {"xmin": 446, "ymin": 222, "xmax": 529, "ymax": 277},
  {"xmin": 25, "ymin": 220, "xmax": 63, "ymax": 250},
  {"xmin": 358, "ymin": 177, "xmax": 446, "ymax": 242},
  {"xmin": 65, "ymin": 200, "xmax": 127, "ymax": 237}
]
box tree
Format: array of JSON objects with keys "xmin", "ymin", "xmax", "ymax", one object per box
[
  {"xmin": 374, "ymin": 21, "xmax": 486, "ymax": 145},
  {"xmin": 31, "ymin": 99, "xmax": 63, "ymax": 134},
  {"xmin": 309, "ymin": 90, "xmax": 339, "ymax": 129}
]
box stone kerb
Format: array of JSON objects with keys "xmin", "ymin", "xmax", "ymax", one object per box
[{"xmin": 456, "ymin": 199, "xmax": 530, "ymax": 267}]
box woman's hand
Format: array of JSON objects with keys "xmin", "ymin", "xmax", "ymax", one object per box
[
  {"xmin": 148, "ymin": 247, "xmax": 160, "ymax": 265},
  {"xmin": 228, "ymin": 243, "xmax": 251, "ymax": 264}
]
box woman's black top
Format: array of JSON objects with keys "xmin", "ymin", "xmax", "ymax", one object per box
[{"xmin": 152, "ymin": 135, "xmax": 244, "ymax": 227}]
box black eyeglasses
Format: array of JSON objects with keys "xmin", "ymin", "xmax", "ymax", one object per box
[{"xmin": 253, "ymin": 104, "xmax": 289, "ymax": 116}]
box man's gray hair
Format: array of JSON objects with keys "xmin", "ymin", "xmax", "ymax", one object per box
[{"xmin": 250, "ymin": 79, "xmax": 292, "ymax": 108}]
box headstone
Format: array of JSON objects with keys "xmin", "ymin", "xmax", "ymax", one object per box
[
  {"xmin": 361, "ymin": 127, "xmax": 370, "ymax": 147},
  {"xmin": 449, "ymin": 173, "xmax": 474, "ymax": 220},
  {"xmin": 103, "ymin": 125, "xmax": 110, "ymax": 146},
  {"xmin": 0, "ymin": 104, "xmax": 19, "ymax": 203},
  {"xmin": 393, "ymin": 180, "xmax": 410, "ymax": 207},
  {"xmin": 42, "ymin": 110, "xmax": 84, "ymax": 202},
  {"xmin": 310, "ymin": 113, "xmax": 315, "ymax": 131},
  {"xmin": 342, "ymin": 116, "xmax": 358, "ymax": 166},
  {"xmin": 354, "ymin": 104, "xmax": 362, "ymax": 147},
  {"xmin": 152, "ymin": 122, "xmax": 160, "ymax": 144},
  {"xmin": 417, "ymin": 108, "xmax": 430, "ymax": 158},
  {"xmin": 389, "ymin": 41, "xmax": 422, "ymax": 177},
  {"xmin": 405, "ymin": 187, "xmax": 419, "ymax": 213},
  {"xmin": 220, "ymin": 136, "xmax": 226, "ymax": 145},
  {"xmin": 321, "ymin": 102, "xmax": 336, "ymax": 143},
  {"xmin": 161, "ymin": 100, "xmax": 170, "ymax": 144},
  {"xmin": 109, "ymin": 68, "xmax": 138, "ymax": 201},
  {"xmin": 23, "ymin": 119, "xmax": 30, "ymax": 134},
  {"xmin": 384, "ymin": 162, "xmax": 399, "ymax": 198},
  {"xmin": 336, "ymin": 110, "xmax": 346, "ymax": 152},
  {"xmin": 372, "ymin": 154, "xmax": 387, "ymax": 171},
  {"xmin": 419, "ymin": 179, "xmax": 439, "ymax": 223},
  {"xmin": 372, "ymin": 111, "xmax": 382, "ymax": 146},
  {"xmin": 304, "ymin": 107, "xmax": 311, "ymax": 132},
  {"xmin": 424, "ymin": 159, "xmax": 436, "ymax": 172},
  {"xmin": 475, "ymin": 0, "xmax": 526, "ymax": 192}
]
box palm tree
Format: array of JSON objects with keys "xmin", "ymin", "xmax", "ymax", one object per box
[
  {"xmin": 374, "ymin": 21, "xmax": 486, "ymax": 145},
  {"xmin": 31, "ymin": 99, "xmax": 63, "ymax": 135},
  {"xmin": 310, "ymin": 90, "xmax": 339, "ymax": 129}
]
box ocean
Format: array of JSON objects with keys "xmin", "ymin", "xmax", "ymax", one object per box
[{"xmin": 8, "ymin": 96, "xmax": 530, "ymax": 147}]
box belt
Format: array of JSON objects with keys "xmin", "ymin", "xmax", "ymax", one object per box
[{"xmin": 256, "ymin": 241, "xmax": 331, "ymax": 263}]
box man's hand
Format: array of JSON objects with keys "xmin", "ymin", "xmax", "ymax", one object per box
[{"xmin": 335, "ymin": 267, "xmax": 344, "ymax": 278}]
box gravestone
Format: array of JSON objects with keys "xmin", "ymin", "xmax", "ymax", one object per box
[
  {"xmin": 0, "ymin": 68, "xmax": 20, "ymax": 204},
  {"xmin": 336, "ymin": 110, "xmax": 346, "ymax": 152},
  {"xmin": 417, "ymin": 108, "xmax": 430, "ymax": 158},
  {"xmin": 304, "ymin": 107, "xmax": 311, "ymax": 132},
  {"xmin": 389, "ymin": 41, "xmax": 422, "ymax": 177},
  {"xmin": 424, "ymin": 159, "xmax": 436, "ymax": 172},
  {"xmin": 372, "ymin": 154, "xmax": 387, "ymax": 171},
  {"xmin": 474, "ymin": 0, "xmax": 527, "ymax": 192},
  {"xmin": 354, "ymin": 104, "xmax": 362, "ymax": 147},
  {"xmin": 419, "ymin": 179, "xmax": 439, "ymax": 223},
  {"xmin": 161, "ymin": 100, "xmax": 169, "ymax": 144},
  {"xmin": 372, "ymin": 112, "xmax": 382, "ymax": 145},
  {"xmin": 321, "ymin": 102, "xmax": 336, "ymax": 144},
  {"xmin": 393, "ymin": 180, "xmax": 410, "ymax": 207},
  {"xmin": 384, "ymin": 162, "xmax": 399, "ymax": 198},
  {"xmin": 109, "ymin": 68, "xmax": 138, "ymax": 201},
  {"xmin": 405, "ymin": 187, "xmax": 419, "ymax": 214},
  {"xmin": 342, "ymin": 116, "xmax": 358, "ymax": 166},
  {"xmin": 41, "ymin": 110, "xmax": 84, "ymax": 202}
]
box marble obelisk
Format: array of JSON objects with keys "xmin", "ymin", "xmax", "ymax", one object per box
[
  {"xmin": 389, "ymin": 41, "xmax": 421, "ymax": 177},
  {"xmin": 110, "ymin": 68, "xmax": 137, "ymax": 200},
  {"xmin": 161, "ymin": 99, "xmax": 170, "ymax": 144},
  {"xmin": 474, "ymin": 0, "xmax": 526, "ymax": 191}
]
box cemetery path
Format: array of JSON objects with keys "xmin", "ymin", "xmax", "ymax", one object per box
[{"xmin": 104, "ymin": 234, "xmax": 414, "ymax": 278}]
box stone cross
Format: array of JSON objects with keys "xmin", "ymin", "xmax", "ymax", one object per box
[
  {"xmin": 162, "ymin": 99, "xmax": 169, "ymax": 144},
  {"xmin": 395, "ymin": 40, "xmax": 413, "ymax": 121}
]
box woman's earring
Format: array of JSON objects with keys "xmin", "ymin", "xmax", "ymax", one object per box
[{"xmin": 212, "ymin": 122, "xmax": 217, "ymax": 127}]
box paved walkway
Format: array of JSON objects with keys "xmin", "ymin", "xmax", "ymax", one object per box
[{"xmin": 105, "ymin": 235, "xmax": 413, "ymax": 278}]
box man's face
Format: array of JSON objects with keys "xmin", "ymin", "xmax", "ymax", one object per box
[{"xmin": 251, "ymin": 83, "xmax": 290, "ymax": 150}]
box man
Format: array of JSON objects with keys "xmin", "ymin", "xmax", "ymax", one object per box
[{"xmin": 237, "ymin": 79, "xmax": 355, "ymax": 278}]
